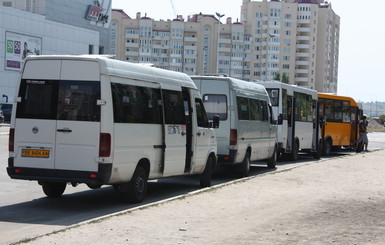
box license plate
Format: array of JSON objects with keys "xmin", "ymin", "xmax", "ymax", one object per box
[{"xmin": 21, "ymin": 149, "xmax": 50, "ymax": 158}]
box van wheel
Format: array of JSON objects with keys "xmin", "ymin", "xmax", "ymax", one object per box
[
  {"xmin": 200, "ymin": 157, "xmax": 213, "ymax": 188},
  {"xmin": 313, "ymin": 140, "xmax": 322, "ymax": 160},
  {"xmin": 290, "ymin": 141, "xmax": 299, "ymax": 161},
  {"xmin": 42, "ymin": 182, "xmax": 66, "ymax": 198},
  {"xmin": 126, "ymin": 166, "xmax": 148, "ymax": 203},
  {"xmin": 267, "ymin": 146, "xmax": 277, "ymax": 169},
  {"xmin": 238, "ymin": 152, "xmax": 251, "ymax": 178},
  {"xmin": 323, "ymin": 139, "xmax": 332, "ymax": 156}
]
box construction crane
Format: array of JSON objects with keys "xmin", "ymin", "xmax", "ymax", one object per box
[{"xmin": 169, "ymin": 0, "xmax": 177, "ymax": 18}]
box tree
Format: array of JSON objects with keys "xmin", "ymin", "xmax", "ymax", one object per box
[
  {"xmin": 282, "ymin": 72, "xmax": 289, "ymax": 84},
  {"xmin": 273, "ymin": 72, "xmax": 281, "ymax": 81}
]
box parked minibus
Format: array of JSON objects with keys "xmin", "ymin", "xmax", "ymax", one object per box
[
  {"xmin": 191, "ymin": 75, "xmax": 278, "ymax": 177},
  {"xmin": 318, "ymin": 93, "xmax": 362, "ymax": 154},
  {"xmin": 257, "ymin": 81, "xmax": 320, "ymax": 160},
  {"xmin": 7, "ymin": 55, "xmax": 218, "ymax": 203}
]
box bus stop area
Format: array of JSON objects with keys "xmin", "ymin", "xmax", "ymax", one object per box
[{"xmin": 24, "ymin": 145, "xmax": 385, "ymax": 245}]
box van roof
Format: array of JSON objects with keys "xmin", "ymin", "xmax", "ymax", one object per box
[
  {"xmin": 256, "ymin": 81, "xmax": 318, "ymax": 97},
  {"xmin": 191, "ymin": 75, "xmax": 268, "ymax": 95},
  {"xmin": 23, "ymin": 55, "xmax": 197, "ymax": 90}
]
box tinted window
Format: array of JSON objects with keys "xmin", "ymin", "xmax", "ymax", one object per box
[
  {"xmin": 249, "ymin": 99, "xmax": 261, "ymax": 121},
  {"xmin": 202, "ymin": 94, "xmax": 227, "ymax": 120},
  {"xmin": 57, "ymin": 81, "xmax": 100, "ymax": 121},
  {"xmin": 237, "ymin": 96, "xmax": 249, "ymax": 120},
  {"xmin": 17, "ymin": 79, "xmax": 100, "ymax": 122},
  {"xmin": 195, "ymin": 98, "xmax": 209, "ymax": 128},
  {"xmin": 111, "ymin": 83, "xmax": 161, "ymax": 124},
  {"xmin": 163, "ymin": 90, "xmax": 185, "ymax": 125},
  {"xmin": 266, "ymin": 88, "xmax": 279, "ymax": 106}
]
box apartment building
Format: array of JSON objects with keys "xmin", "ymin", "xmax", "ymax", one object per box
[{"xmin": 112, "ymin": 0, "xmax": 340, "ymax": 92}]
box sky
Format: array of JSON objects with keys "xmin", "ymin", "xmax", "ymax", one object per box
[{"xmin": 112, "ymin": 0, "xmax": 385, "ymax": 102}]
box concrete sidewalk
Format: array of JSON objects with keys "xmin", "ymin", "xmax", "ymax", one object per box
[{"xmin": 24, "ymin": 149, "xmax": 385, "ymax": 245}]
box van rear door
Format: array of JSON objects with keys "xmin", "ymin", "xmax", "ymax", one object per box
[{"xmin": 14, "ymin": 59, "xmax": 101, "ymax": 173}]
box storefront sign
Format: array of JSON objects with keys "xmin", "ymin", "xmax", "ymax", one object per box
[{"xmin": 85, "ymin": 0, "xmax": 111, "ymax": 27}]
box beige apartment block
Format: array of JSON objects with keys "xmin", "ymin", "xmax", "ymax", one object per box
[{"xmin": 111, "ymin": 0, "xmax": 339, "ymax": 92}]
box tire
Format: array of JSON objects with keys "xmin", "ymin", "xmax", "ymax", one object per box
[
  {"xmin": 238, "ymin": 151, "xmax": 251, "ymax": 178},
  {"xmin": 42, "ymin": 182, "xmax": 66, "ymax": 198},
  {"xmin": 126, "ymin": 166, "xmax": 148, "ymax": 204},
  {"xmin": 313, "ymin": 140, "xmax": 322, "ymax": 160},
  {"xmin": 356, "ymin": 140, "xmax": 364, "ymax": 153},
  {"xmin": 267, "ymin": 146, "xmax": 277, "ymax": 169},
  {"xmin": 290, "ymin": 141, "xmax": 299, "ymax": 161},
  {"xmin": 200, "ymin": 157, "xmax": 213, "ymax": 188},
  {"xmin": 322, "ymin": 139, "xmax": 332, "ymax": 156}
]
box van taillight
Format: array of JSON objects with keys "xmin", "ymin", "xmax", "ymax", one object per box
[
  {"xmin": 230, "ymin": 129, "xmax": 238, "ymax": 146},
  {"xmin": 99, "ymin": 133, "xmax": 111, "ymax": 157},
  {"xmin": 9, "ymin": 128, "xmax": 15, "ymax": 152}
]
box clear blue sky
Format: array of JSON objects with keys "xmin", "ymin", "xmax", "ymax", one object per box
[{"xmin": 112, "ymin": 0, "xmax": 385, "ymax": 102}]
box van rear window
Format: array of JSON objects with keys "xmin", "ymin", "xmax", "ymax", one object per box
[
  {"xmin": 17, "ymin": 79, "xmax": 100, "ymax": 121},
  {"xmin": 202, "ymin": 94, "xmax": 227, "ymax": 120}
]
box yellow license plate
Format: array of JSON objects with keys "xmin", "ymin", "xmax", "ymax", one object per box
[{"xmin": 21, "ymin": 149, "xmax": 50, "ymax": 158}]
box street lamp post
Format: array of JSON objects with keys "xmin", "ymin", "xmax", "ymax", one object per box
[{"xmin": 216, "ymin": 12, "xmax": 225, "ymax": 75}]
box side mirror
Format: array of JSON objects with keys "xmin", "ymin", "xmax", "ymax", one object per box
[
  {"xmin": 212, "ymin": 115, "xmax": 220, "ymax": 129},
  {"xmin": 277, "ymin": 114, "xmax": 283, "ymax": 125}
]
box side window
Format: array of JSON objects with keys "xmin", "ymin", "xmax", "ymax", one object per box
[
  {"xmin": 237, "ymin": 96, "xmax": 250, "ymax": 120},
  {"xmin": 163, "ymin": 90, "xmax": 185, "ymax": 125},
  {"xmin": 249, "ymin": 99, "xmax": 261, "ymax": 121},
  {"xmin": 202, "ymin": 94, "xmax": 228, "ymax": 120},
  {"xmin": 111, "ymin": 83, "xmax": 161, "ymax": 124},
  {"xmin": 282, "ymin": 89, "xmax": 287, "ymax": 120},
  {"xmin": 260, "ymin": 100, "xmax": 269, "ymax": 121},
  {"xmin": 266, "ymin": 88, "xmax": 279, "ymax": 106},
  {"xmin": 195, "ymin": 98, "xmax": 209, "ymax": 128}
]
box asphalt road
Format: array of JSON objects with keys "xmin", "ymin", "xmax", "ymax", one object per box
[{"xmin": 0, "ymin": 124, "xmax": 384, "ymax": 245}]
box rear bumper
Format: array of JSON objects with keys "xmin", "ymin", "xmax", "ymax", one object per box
[
  {"xmin": 217, "ymin": 149, "xmax": 238, "ymax": 165},
  {"xmin": 7, "ymin": 158, "xmax": 112, "ymax": 185}
]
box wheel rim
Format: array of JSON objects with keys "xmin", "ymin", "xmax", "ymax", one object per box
[{"xmin": 135, "ymin": 176, "xmax": 145, "ymax": 194}]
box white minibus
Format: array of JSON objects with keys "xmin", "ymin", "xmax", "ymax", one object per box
[
  {"xmin": 191, "ymin": 76, "xmax": 278, "ymax": 177},
  {"xmin": 257, "ymin": 81, "xmax": 320, "ymax": 160},
  {"xmin": 7, "ymin": 55, "xmax": 218, "ymax": 203}
]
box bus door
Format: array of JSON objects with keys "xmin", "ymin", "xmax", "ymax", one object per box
[
  {"xmin": 318, "ymin": 101, "xmax": 326, "ymax": 142},
  {"xmin": 161, "ymin": 87, "xmax": 189, "ymax": 176},
  {"xmin": 286, "ymin": 96, "xmax": 294, "ymax": 152},
  {"xmin": 312, "ymin": 100, "xmax": 319, "ymax": 151},
  {"xmin": 350, "ymin": 107, "xmax": 359, "ymax": 144}
]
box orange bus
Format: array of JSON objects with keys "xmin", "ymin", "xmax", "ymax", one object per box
[{"xmin": 318, "ymin": 93, "xmax": 363, "ymax": 155}]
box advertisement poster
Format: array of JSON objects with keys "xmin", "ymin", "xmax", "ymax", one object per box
[{"xmin": 5, "ymin": 32, "xmax": 42, "ymax": 71}]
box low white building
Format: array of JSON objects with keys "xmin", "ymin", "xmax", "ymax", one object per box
[{"xmin": 0, "ymin": 5, "xmax": 100, "ymax": 103}]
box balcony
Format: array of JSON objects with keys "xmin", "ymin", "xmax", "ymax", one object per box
[
  {"xmin": 125, "ymin": 51, "xmax": 139, "ymax": 56},
  {"xmin": 294, "ymin": 77, "xmax": 309, "ymax": 83},
  {"xmin": 125, "ymin": 33, "xmax": 139, "ymax": 39},
  {"xmin": 297, "ymin": 44, "xmax": 310, "ymax": 49},
  {"xmin": 296, "ymin": 36, "xmax": 310, "ymax": 41},
  {"xmin": 125, "ymin": 43, "xmax": 139, "ymax": 48},
  {"xmin": 184, "ymin": 36, "xmax": 197, "ymax": 42},
  {"xmin": 296, "ymin": 52, "xmax": 309, "ymax": 57},
  {"xmin": 295, "ymin": 69, "xmax": 309, "ymax": 74},
  {"xmin": 297, "ymin": 27, "xmax": 311, "ymax": 32},
  {"xmin": 295, "ymin": 60, "xmax": 309, "ymax": 66}
]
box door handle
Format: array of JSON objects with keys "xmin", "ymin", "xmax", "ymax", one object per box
[
  {"xmin": 57, "ymin": 128, "xmax": 72, "ymax": 133},
  {"xmin": 197, "ymin": 132, "xmax": 201, "ymax": 136}
]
